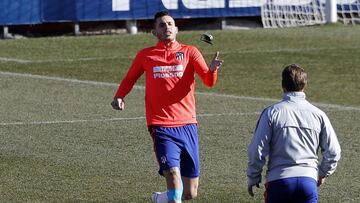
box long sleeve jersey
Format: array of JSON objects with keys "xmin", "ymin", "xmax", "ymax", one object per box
[
  {"xmin": 247, "ymin": 92, "xmax": 341, "ymax": 186},
  {"xmin": 114, "ymin": 41, "xmax": 217, "ymax": 126}
]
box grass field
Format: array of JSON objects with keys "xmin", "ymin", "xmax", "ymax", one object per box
[{"xmin": 1, "ymin": 24, "xmax": 360, "ymax": 202}]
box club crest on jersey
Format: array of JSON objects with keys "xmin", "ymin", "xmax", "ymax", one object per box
[{"xmin": 175, "ymin": 52, "xmax": 184, "ymax": 61}]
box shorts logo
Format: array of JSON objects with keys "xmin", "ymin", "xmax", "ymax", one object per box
[
  {"xmin": 160, "ymin": 156, "xmax": 167, "ymax": 164},
  {"xmin": 175, "ymin": 52, "xmax": 184, "ymax": 61}
]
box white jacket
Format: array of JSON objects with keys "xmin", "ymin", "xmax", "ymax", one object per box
[{"xmin": 247, "ymin": 92, "xmax": 341, "ymax": 186}]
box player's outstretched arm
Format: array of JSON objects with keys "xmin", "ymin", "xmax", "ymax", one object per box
[
  {"xmin": 111, "ymin": 97, "xmax": 125, "ymax": 111},
  {"xmin": 192, "ymin": 48, "xmax": 223, "ymax": 87}
]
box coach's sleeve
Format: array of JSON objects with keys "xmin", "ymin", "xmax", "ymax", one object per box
[
  {"xmin": 247, "ymin": 108, "xmax": 272, "ymax": 186},
  {"xmin": 318, "ymin": 113, "xmax": 341, "ymax": 178},
  {"xmin": 190, "ymin": 47, "xmax": 217, "ymax": 87},
  {"xmin": 114, "ymin": 52, "xmax": 145, "ymax": 99}
]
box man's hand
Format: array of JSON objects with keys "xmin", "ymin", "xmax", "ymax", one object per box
[
  {"xmin": 209, "ymin": 51, "xmax": 224, "ymax": 72},
  {"xmin": 317, "ymin": 176, "xmax": 326, "ymax": 187},
  {"xmin": 248, "ymin": 183, "xmax": 260, "ymax": 197},
  {"xmin": 111, "ymin": 98, "xmax": 125, "ymax": 110}
]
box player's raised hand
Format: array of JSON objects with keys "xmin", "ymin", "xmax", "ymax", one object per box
[
  {"xmin": 209, "ymin": 51, "xmax": 224, "ymax": 72},
  {"xmin": 111, "ymin": 98, "xmax": 125, "ymax": 110}
]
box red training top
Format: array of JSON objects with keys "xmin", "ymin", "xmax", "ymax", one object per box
[{"xmin": 114, "ymin": 41, "xmax": 217, "ymax": 127}]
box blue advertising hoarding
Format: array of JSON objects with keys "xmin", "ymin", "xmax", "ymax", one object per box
[
  {"xmin": 1, "ymin": 0, "xmax": 262, "ymax": 25},
  {"xmin": 1, "ymin": 0, "xmax": 359, "ymax": 25},
  {"xmin": 42, "ymin": 0, "xmax": 77, "ymax": 22},
  {"xmin": 0, "ymin": 0, "xmax": 41, "ymax": 25},
  {"xmin": 73, "ymin": 0, "xmax": 261, "ymax": 21}
]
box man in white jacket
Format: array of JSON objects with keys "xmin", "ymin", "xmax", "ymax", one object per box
[{"xmin": 247, "ymin": 64, "xmax": 341, "ymax": 203}]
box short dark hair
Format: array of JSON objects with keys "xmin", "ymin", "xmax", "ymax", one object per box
[
  {"xmin": 154, "ymin": 10, "xmax": 171, "ymax": 22},
  {"xmin": 282, "ymin": 64, "xmax": 307, "ymax": 92}
]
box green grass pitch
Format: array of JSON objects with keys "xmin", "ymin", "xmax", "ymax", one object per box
[{"xmin": 0, "ymin": 24, "xmax": 360, "ymax": 202}]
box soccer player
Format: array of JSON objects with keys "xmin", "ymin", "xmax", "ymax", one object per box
[
  {"xmin": 111, "ymin": 11, "xmax": 223, "ymax": 203},
  {"xmin": 247, "ymin": 64, "xmax": 341, "ymax": 203}
]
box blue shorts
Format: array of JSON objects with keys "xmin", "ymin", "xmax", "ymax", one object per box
[
  {"xmin": 148, "ymin": 124, "xmax": 200, "ymax": 178},
  {"xmin": 265, "ymin": 177, "xmax": 318, "ymax": 203}
]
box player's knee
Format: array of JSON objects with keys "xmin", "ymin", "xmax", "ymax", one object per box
[
  {"xmin": 168, "ymin": 167, "xmax": 180, "ymax": 176},
  {"xmin": 183, "ymin": 190, "xmax": 198, "ymax": 200},
  {"xmin": 164, "ymin": 167, "xmax": 182, "ymax": 182}
]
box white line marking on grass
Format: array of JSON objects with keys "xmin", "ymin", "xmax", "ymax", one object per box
[
  {"xmin": 0, "ymin": 56, "xmax": 131, "ymax": 64},
  {"xmin": 195, "ymin": 92, "xmax": 277, "ymax": 102},
  {"xmin": 0, "ymin": 71, "xmax": 144, "ymax": 89},
  {"xmin": 0, "ymin": 57, "xmax": 31, "ymax": 63},
  {"xmin": 1, "ymin": 71, "xmax": 359, "ymax": 112},
  {"xmin": 198, "ymin": 112, "xmax": 260, "ymax": 117},
  {"xmin": 195, "ymin": 92, "xmax": 360, "ymax": 112},
  {"xmin": 204, "ymin": 46, "xmax": 360, "ymax": 56},
  {"xmin": 0, "ymin": 117, "xmax": 146, "ymax": 126},
  {"xmin": 219, "ymin": 48, "xmax": 313, "ymax": 55},
  {"xmin": 32, "ymin": 56, "xmax": 129, "ymax": 63},
  {"xmin": 0, "ymin": 112, "xmax": 258, "ymax": 126}
]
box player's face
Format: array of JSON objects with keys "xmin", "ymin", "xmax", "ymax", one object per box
[{"xmin": 154, "ymin": 15, "xmax": 178, "ymax": 42}]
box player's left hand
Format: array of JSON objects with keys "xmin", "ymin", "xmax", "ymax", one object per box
[
  {"xmin": 247, "ymin": 183, "xmax": 260, "ymax": 197},
  {"xmin": 209, "ymin": 51, "xmax": 224, "ymax": 72}
]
